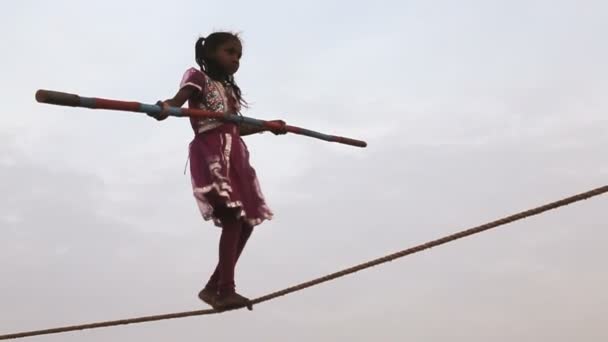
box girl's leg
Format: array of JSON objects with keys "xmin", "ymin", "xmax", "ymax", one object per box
[
  {"xmin": 214, "ymin": 215, "xmax": 252, "ymax": 308},
  {"xmin": 216, "ymin": 213, "xmax": 242, "ymax": 295},
  {"xmin": 204, "ymin": 223, "xmax": 253, "ymax": 290},
  {"xmin": 199, "ymin": 202, "xmax": 253, "ymax": 308},
  {"xmin": 198, "ymin": 205, "xmax": 241, "ymax": 307}
]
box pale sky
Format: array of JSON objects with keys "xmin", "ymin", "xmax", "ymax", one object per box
[{"xmin": 1, "ymin": 0, "xmax": 607, "ymax": 341}]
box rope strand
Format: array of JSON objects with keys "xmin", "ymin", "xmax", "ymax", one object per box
[{"xmin": 2, "ymin": 184, "xmax": 607, "ymax": 340}]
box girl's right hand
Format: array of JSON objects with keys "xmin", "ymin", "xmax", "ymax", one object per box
[{"xmin": 148, "ymin": 100, "xmax": 170, "ymax": 121}]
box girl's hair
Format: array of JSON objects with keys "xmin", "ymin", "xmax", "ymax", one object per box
[{"xmin": 195, "ymin": 32, "xmax": 247, "ymax": 108}]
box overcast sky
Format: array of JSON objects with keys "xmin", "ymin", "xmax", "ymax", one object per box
[{"xmin": 1, "ymin": 0, "xmax": 607, "ymax": 341}]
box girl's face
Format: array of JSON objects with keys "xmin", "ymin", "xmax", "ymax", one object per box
[{"xmin": 211, "ymin": 39, "xmax": 242, "ymax": 76}]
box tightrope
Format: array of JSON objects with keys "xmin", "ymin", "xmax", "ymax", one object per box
[{"xmin": 2, "ymin": 184, "xmax": 607, "ymax": 340}]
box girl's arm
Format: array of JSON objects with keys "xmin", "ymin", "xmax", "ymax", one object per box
[
  {"xmin": 240, "ymin": 120, "xmax": 287, "ymax": 136},
  {"xmin": 239, "ymin": 124, "xmax": 266, "ymax": 136},
  {"xmin": 151, "ymin": 87, "xmax": 287, "ymax": 137},
  {"xmin": 148, "ymin": 86, "xmax": 196, "ymax": 121}
]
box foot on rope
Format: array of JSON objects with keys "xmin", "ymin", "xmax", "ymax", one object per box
[
  {"xmin": 215, "ymin": 291, "xmax": 253, "ymax": 311},
  {"xmin": 198, "ymin": 287, "xmax": 219, "ymax": 308}
]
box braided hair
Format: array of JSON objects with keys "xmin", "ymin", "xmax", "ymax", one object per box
[{"xmin": 195, "ymin": 32, "xmax": 247, "ymax": 108}]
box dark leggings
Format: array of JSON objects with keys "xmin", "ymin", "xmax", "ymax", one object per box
[{"xmin": 205, "ymin": 207, "xmax": 254, "ymax": 295}]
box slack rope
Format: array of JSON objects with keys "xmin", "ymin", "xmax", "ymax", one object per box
[{"xmin": 2, "ymin": 184, "xmax": 606, "ymax": 340}]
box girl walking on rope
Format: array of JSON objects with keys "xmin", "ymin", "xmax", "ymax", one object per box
[{"xmin": 148, "ymin": 32, "xmax": 286, "ymax": 310}]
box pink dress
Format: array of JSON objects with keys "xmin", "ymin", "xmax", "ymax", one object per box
[{"xmin": 180, "ymin": 67, "xmax": 274, "ymax": 228}]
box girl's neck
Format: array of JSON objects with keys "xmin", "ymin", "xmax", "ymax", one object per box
[
  {"xmin": 206, "ymin": 70, "xmax": 227, "ymax": 81},
  {"xmin": 203, "ymin": 62, "xmax": 229, "ymax": 82}
]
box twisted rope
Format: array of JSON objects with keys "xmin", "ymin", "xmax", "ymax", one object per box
[{"xmin": 2, "ymin": 184, "xmax": 606, "ymax": 340}]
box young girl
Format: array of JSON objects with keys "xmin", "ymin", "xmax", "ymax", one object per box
[{"xmin": 149, "ymin": 32, "xmax": 286, "ymax": 310}]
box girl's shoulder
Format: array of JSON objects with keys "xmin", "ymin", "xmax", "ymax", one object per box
[
  {"xmin": 180, "ymin": 67, "xmax": 209, "ymax": 92},
  {"xmin": 182, "ymin": 67, "xmax": 207, "ymax": 78}
]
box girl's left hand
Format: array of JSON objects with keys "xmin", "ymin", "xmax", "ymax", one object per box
[{"xmin": 268, "ymin": 120, "xmax": 287, "ymax": 135}]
